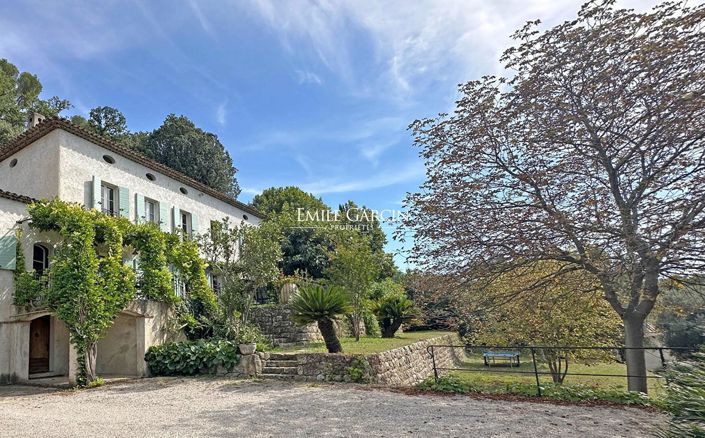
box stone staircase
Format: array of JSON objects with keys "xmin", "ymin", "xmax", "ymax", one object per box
[{"xmin": 261, "ymin": 353, "xmax": 300, "ymax": 380}]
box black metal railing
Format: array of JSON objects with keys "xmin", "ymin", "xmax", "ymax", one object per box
[{"xmin": 427, "ymin": 344, "xmax": 695, "ymax": 396}]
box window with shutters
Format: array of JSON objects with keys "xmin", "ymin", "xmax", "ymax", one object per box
[
  {"xmin": 144, "ymin": 198, "xmax": 159, "ymax": 224},
  {"xmin": 180, "ymin": 211, "xmax": 193, "ymax": 237},
  {"xmin": 101, "ymin": 183, "xmax": 119, "ymax": 216}
]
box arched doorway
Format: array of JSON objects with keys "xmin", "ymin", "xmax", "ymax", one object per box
[{"xmin": 29, "ymin": 315, "xmax": 50, "ymax": 374}]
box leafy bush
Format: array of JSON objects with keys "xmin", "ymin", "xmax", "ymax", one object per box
[
  {"xmin": 375, "ymin": 293, "xmax": 419, "ymax": 338},
  {"xmin": 144, "ymin": 340, "xmax": 239, "ymax": 376},
  {"xmin": 362, "ymin": 310, "xmax": 381, "ymax": 337},
  {"xmin": 658, "ymin": 353, "xmax": 705, "ymax": 437},
  {"xmin": 417, "ymin": 376, "xmax": 653, "ymax": 406}
]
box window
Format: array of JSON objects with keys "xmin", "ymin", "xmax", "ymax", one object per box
[
  {"xmin": 180, "ymin": 211, "xmax": 192, "ymax": 236},
  {"xmin": 33, "ymin": 244, "xmax": 49, "ymax": 275},
  {"xmin": 101, "ymin": 183, "xmax": 118, "ymax": 216},
  {"xmin": 212, "ymin": 275, "xmax": 222, "ymax": 295},
  {"xmin": 145, "ymin": 198, "xmax": 159, "ymax": 224}
]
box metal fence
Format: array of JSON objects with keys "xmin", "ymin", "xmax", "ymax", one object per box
[{"xmin": 427, "ymin": 344, "xmax": 694, "ymax": 396}]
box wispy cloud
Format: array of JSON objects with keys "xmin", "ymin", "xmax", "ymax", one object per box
[
  {"xmin": 295, "ymin": 69, "xmax": 323, "ymax": 85},
  {"xmin": 216, "ymin": 101, "xmax": 228, "ymax": 126},
  {"xmin": 299, "ymin": 160, "xmax": 424, "ymax": 195}
]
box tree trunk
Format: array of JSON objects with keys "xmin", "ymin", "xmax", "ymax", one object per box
[
  {"xmin": 353, "ymin": 313, "xmax": 361, "ymax": 341},
  {"xmin": 86, "ymin": 342, "xmax": 98, "ymax": 382},
  {"xmin": 318, "ymin": 318, "xmax": 343, "ymax": 353},
  {"xmin": 381, "ymin": 319, "xmax": 402, "ymax": 338},
  {"xmin": 623, "ymin": 314, "xmax": 648, "ymax": 393}
]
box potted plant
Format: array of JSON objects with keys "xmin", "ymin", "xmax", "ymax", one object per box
[{"xmin": 237, "ymin": 324, "xmax": 259, "ymax": 355}]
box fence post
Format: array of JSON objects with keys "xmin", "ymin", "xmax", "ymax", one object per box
[
  {"xmin": 659, "ymin": 347, "xmax": 666, "ymax": 368},
  {"xmin": 430, "ymin": 346, "xmax": 438, "ymax": 382},
  {"xmin": 530, "ymin": 347, "xmax": 541, "ymax": 397}
]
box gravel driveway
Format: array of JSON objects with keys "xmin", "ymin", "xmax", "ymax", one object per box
[{"xmin": 0, "ymin": 377, "xmax": 664, "ymax": 437}]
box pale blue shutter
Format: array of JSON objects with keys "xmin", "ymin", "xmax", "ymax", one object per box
[
  {"xmin": 118, "ymin": 187, "xmax": 130, "ymax": 219},
  {"xmin": 172, "ymin": 207, "xmax": 180, "ymax": 233},
  {"xmin": 135, "ymin": 193, "xmax": 145, "ymax": 224},
  {"xmin": 91, "ymin": 176, "xmax": 101, "ymax": 209},
  {"xmin": 191, "ymin": 214, "xmax": 199, "ymax": 236},
  {"xmin": 159, "ymin": 202, "xmax": 170, "ymax": 232},
  {"xmin": 0, "ymin": 235, "xmax": 17, "ymax": 270}
]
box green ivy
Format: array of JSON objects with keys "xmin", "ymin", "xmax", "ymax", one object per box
[
  {"xmin": 125, "ymin": 223, "xmax": 176, "ymax": 303},
  {"xmin": 144, "ymin": 339, "xmax": 240, "ymax": 375},
  {"xmin": 12, "ymin": 228, "xmax": 44, "ymax": 310}
]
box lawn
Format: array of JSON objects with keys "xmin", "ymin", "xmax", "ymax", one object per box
[
  {"xmin": 273, "ymin": 330, "xmax": 453, "ymax": 355},
  {"xmin": 422, "ymin": 348, "xmax": 666, "ymax": 404},
  {"xmin": 449, "ymin": 349, "xmax": 664, "ymax": 395}
]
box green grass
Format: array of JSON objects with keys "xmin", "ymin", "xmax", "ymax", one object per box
[
  {"xmin": 273, "ymin": 330, "xmax": 453, "ymax": 355},
  {"xmin": 452, "ymin": 352, "xmax": 664, "ymax": 395},
  {"xmin": 418, "ymin": 350, "xmax": 666, "ymax": 405}
]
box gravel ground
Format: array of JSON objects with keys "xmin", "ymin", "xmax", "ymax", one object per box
[{"xmin": 0, "ymin": 377, "xmax": 664, "ymax": 437}]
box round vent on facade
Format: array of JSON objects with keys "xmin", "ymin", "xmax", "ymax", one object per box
[
  {"xmin": 9, "ymin": 158, "xmax": 18, "ymax": 168},
  {"xmin": 180, "ymin": 187, "xmax": 188, "ymax": 195},
  {"xmin": 146, "ymin": 173, "xmax": 156, "ymax": 181},
  {"xmin": 103, "ymin": 155, "xmax": 116, "ymax": 164}
]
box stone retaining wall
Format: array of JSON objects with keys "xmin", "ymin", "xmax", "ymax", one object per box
[
  {"xmin": 273, "ymin": 333, "xmax": 464, "ymax": 386},
  {"xmin": 250, "ymin": 305, "xmax": 358, "ymax": 347},
  {"xmin": 250, "ymin": 305, "xmax": 323, "ymax": 347}
]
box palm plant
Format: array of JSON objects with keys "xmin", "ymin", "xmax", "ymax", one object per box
[
  {"xmin": 658, "ymin": 352, "xmax": 705, "ymax": 437},
  {"xmin": 291, "ymin": 284, "xmax": 351, "ymax": 353},
  {"xmin": 375, "ymin": 294, "xmax": 419, "ymax": 338}
]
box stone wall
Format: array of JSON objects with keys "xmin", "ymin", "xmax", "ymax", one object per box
[
  {"xmin": 250, "ymin": 304, "xmax": 358, "ymax": 347},
  {"xmin": 271, "ymin": 333, "xmax": 464, "ymax": 386},
  {"xmin": 250, "ymin": 304, "xmax": 323, "ymax": 347}
]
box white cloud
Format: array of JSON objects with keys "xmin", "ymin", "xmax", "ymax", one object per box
[
  {"xmin": 243, "ymin": 0, "xmax": 671, "ymax": 99},
  {"xmin": 216, "ymin": 101, "xmax": 228, "ymax": 126},
  {"xmin": 295, "ymin": 70, "xmax": 323, "ymax": 85},
  {"xmin": 299, "ymin": 160, "xmax": 424, "ymax": 195}
]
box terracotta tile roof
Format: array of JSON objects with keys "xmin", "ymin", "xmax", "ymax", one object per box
[
  {"xmin": 0, "ymin": 188, "xmax": 36, "ymax": 204},
  {"xmin": 0, "ymin": 117, "xmax": 262, "ymax": 218}
]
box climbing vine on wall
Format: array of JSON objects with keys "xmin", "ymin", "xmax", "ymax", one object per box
[{"xmin": 13, "ymin": 199, "xmax": 216, "ymax": 385}]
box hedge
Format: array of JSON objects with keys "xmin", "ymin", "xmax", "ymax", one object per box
[{"xmin": 144, "ymin": 340, "xmax": 239, "ymax": 376}]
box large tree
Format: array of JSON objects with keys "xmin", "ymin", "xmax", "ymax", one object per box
[
  {"xmin": 402, "ymin": 0, "xmax": 705, "ymax": 393},
  {"xmin": 71, "ymin": 106, "xmax": 128, "ymax": 142},
  {"xmin": 0, "ymin": 58, "xmax": 71, "ymax": 144},
  {"xmin": 139, "ymin": 114, "xmax": 241, "ymax": 197},
  {"xmin": 252, "ymin": 186, "xmax": 333, "ymax": 278}
]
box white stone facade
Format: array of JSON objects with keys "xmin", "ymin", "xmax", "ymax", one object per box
[{"xmin": 0, "ymin": 120, "xmax": 261, "ymax": 384}]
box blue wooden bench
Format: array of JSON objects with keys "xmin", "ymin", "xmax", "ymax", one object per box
[{"xmin": 483, "ymin": 351, "xmax": 520, "ymax": 367}]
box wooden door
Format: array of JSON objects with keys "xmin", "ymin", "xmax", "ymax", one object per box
[{"xmin": 29, "ymin": 316, "xmax": 50, "ymax": 374}]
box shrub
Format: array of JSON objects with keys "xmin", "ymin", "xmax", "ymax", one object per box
[
  {"xmin": 658, "ymin": 353, "xmax": 705, "ymax": 437},
  {"xmin": 362, "ymin": 310, "xmax": 381, "ymax": 338},
  {"xmin": 291, "ymin": 284, "xmax": 351, "ymax": 353},
  {"xmin": 375, "ymin": 293, "xmax": 419, "ymax": 338},
  {"xmin": 144, "ymin": 340, "xmax": 239, "ymax": 376}
]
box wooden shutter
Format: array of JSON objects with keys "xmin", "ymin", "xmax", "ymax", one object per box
[
  {"xmin": 119, "ymin": 187, "xmax": 130, "ymax": 219},
  {"xmin": 91, "ymin": 176, "xmax": 101, "ymax": 209},
  {"xmin": 159, "ymin": 202, "xmax": 170, "ymax": 232},
  {"xmin": 135, "ymin": 193, "xmax": 145, "ymax": 224},
  {"xmin": 0, "ymin": 235, "xmax": 17, "ymax": 270}
]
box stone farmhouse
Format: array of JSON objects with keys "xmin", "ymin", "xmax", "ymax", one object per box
[{"xmin": 0, "ymin": 116, "xmax": 261, "ymax": 384}]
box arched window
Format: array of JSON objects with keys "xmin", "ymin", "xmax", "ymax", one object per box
[{"xmin": 33, "ymin": 244, "xmax": 49, "ymax": 275}]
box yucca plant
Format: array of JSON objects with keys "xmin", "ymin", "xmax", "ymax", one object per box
[
  {"xmin": 291, "ymin": 284, "xmax": 352, "ymax": 353},
  {"xmin": 658, "ymin": 352, "xmax": 705, "ymax": 437},
  {"xmin": 375, "ymin": 294, "xmax": 419, "ymax": 338}
]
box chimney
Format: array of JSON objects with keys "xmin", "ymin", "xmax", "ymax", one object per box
[{"xmin": 30, "ymin": 113, "xmax": 46, "ymax": 128}]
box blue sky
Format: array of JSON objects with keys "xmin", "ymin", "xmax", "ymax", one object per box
[{"xmin": 0, "ymin": 0, "xmax": 663, "ymax": 267}]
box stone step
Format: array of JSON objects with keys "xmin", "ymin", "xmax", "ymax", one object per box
[
  {"xmin": 266, "ymin": 360, "xmax": 298, "ymax": 368},
  {"xmin": 260, "ymin": 373, "xmax": 305, "ymax": 380},
  {"xmin": 268, "ymin": 353, "xmax": 298, "ymax": 361},
  {"xmin": 262, "ymin": 366, "xmax": 298, "ymax": 375}
]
